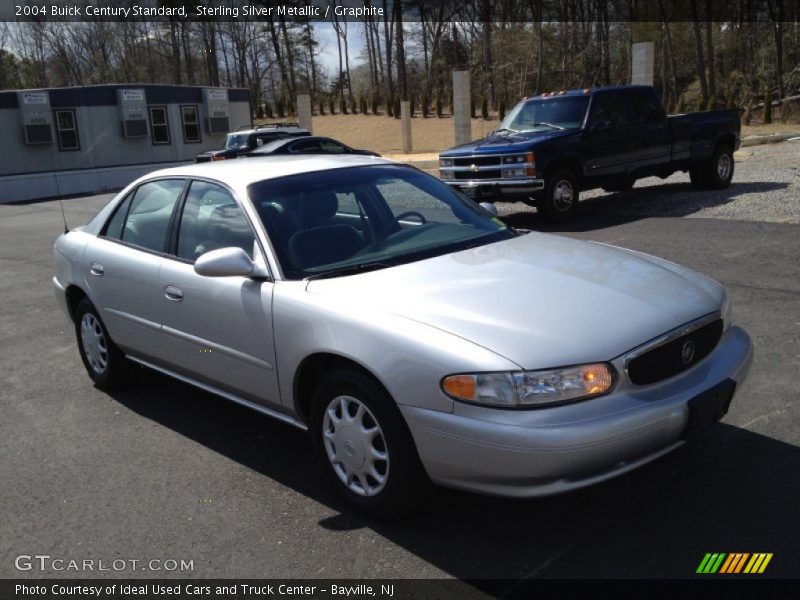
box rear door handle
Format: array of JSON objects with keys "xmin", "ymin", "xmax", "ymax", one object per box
[
  {"xmin": 164, "ymin": 285, "xmax": 183, "ymax": 302},
  {"xmin": 90, "ymin": 263, "xmax": 104, "ymax": 276}
]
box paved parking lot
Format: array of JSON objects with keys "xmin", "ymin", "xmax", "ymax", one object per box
[{"xmin": 1, "ymin": 143, "xmax": 799, "ymax": 592}]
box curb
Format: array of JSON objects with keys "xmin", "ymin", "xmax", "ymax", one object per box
[{"xmin": 741, "ymin": 133, "xmax": 800, "ymax": 147}]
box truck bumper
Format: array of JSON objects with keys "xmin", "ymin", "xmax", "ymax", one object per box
[{"xmin": 442, "ymin": 178, "xmax": 545, "ymax": 201}]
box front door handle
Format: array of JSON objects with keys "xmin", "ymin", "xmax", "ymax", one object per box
[
  {"xmin": 90, "ymin": 263, "xmax": 104, "ymax": 276},
  {"xmin": 164, "ymin": 285, "xmax": 183, "ymax": 302}
]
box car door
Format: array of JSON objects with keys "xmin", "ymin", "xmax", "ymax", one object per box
[
  {"xmin": 82, "ymin": 178, "xmax": 186, "ymax": 363},
  {"xmin": 579, "ymin": 91, "xmax": 634, "ymax": 181},
  {"xmin": 157, "ymin": 179, "xmax": 281, "ymax": 407},
  {"xmin": 626, "ymin": 87, "xmax": 671, "ymax": 174}
]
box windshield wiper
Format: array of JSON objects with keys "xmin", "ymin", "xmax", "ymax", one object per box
[
  {"xmin": 493, "ymin": 127, "xmax": 518, "ymax": 135},
  {"xmin": 531, "ymin": 122, "xmax": 565, "ymax": 130},
  {"xmin": 304, "ymin": 262, "xmax": 392, "ymax": 281}
]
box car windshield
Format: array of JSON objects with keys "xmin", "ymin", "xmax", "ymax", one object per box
[
  {"xmin": 248, "ymin": 164, "xmax": 515, "ymax": 280},
  {"xmin": 498, "ymin": 96, "xmax": 590, "ymax": 133},
  {"xmin": 225, "ymin": 133, "xmax": 249, "ymax": 149}
]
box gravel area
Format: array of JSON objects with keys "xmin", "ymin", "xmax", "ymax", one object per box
[{"xmin": 496, "ymin": 140, "xmax": 800, "ymax": 224}]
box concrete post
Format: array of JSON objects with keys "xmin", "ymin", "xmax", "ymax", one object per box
[
  {"xmin": 631, "ymin": 42, "xmax": 655, "ymax": 86},
  {"xmin": 453, "ymin": 71, "xmax": 472, "ymax": 146},
  {"xmin": 297, "ymin": 94, "xmax": 313, "ymax": 133},
  {"xmin": 400, "ymin": 101, "xmax": 412, "ymax": 153}
]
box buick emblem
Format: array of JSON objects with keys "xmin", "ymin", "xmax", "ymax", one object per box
[{"xmin": 681, "ymin": 340, "xmax": 695, "ymax": 365}]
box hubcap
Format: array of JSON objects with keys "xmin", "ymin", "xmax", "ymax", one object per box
[
  {"xmin": 322, "ymin": 395, "xmax": 389, "ymax": 497},
  {"xmin": 553, "ymin": 180, "xmax": 574, "ymax": 211},
  {"xmin": 80, "ymin": 313, "xmax": 108, "ymax": 374},
  {"xmin": 717, "ymin": 154, "xmax": 732, "ymax": 180}
]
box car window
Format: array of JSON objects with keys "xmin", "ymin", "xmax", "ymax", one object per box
[
  {"xmin": 318, "ymin": 140, "xmax": 347, "ymax": 153},
  {"xmin": 289, "ymin": 139, "xmax": 323, "ymax": 153},
  {"xmin": 116, "ymin": 179, "xmax": 184, "ymax": 252},
  {"xmin": 589, "ymin": 92, "xmax": 629, "ymax": 129},
  {"xmin": 176, "ymin": 180, "xmax": 255, "ymax": 262},
  {"xmin": 627, "ymin": 89, "xmax": 665, "ymax": 124},
  {"xmin": 104, "ymin": 192, "xmax": 134, "ymax": 240}
]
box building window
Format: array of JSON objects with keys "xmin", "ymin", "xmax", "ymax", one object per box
[
  {"xmin": 149, "ymin": 106, "xmax": 170, "ymax": 145},
  {"xmin": 180, "ymin": 105, "xmax": 201, "ymax": 143},
  {"xmin": 54, "ymin": 109, "xmax": 79, "ymax": 151}
]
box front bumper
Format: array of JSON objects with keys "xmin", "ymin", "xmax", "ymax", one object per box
[
  {"xmin": 52, "ymin": 276, "xmax": 71, "ymax": 321},
  {"xmin": 401, "ymin": 325, "xmax": 752, "ymax": 498},
  {"xmin": 441, "ymin": 178, "xmax": 544, "ymax": 200}
]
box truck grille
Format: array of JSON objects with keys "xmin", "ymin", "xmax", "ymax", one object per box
[
  {"xmin": 627, "ymin": 318, "xmax": 723, "ymax": 385},
  {"xmin": 453, "ymin": 156, "xmax": 502, "ymax": 167},
  {"xmin": 452, "ymin": 170, "xmax": 502, "ymax": 180}
]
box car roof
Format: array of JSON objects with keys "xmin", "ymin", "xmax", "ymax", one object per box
[
  {"xmin": 142, "ymin": 154, "xmax": 394, "ymax": 194},
  {"xmin": 250, "ymin": 135, "xmax": 343, "ymax": 153}
]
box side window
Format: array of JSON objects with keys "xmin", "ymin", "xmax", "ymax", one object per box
[
  {"xmin": 318, "ymin": 140, "xmax": 346, "ymax": 153},
  {"xmin": 120, "ymin": 179, "xmax": 185, "ymax": 252},
  {"xmin": 628, "ymin": 90, "xmax": 665, "ymax": 124},
  {"xmin": 176, "ymin": 181, "xmax": 255, "ymax": 262},
  {"xmin": 289, "ymin": 139, "xmax": 323, "ymax": 154},
  {"xmin": 149, "ymin": 106, "xmax": 170, "ymax": 145},
  {"xmin": 589, "ymin": 92, "xmax": 629, "ymax": 129},
  {"xmin": 104, "ymin": 192, "xmax": 134, "ymax": 240}
]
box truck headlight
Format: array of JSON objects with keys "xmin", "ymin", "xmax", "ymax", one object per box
[
  {"xmin": 501, "ymin": 152, "xmax": 535, "ymax": 177},
  {"xmin": 439, "ymin": 158, "xmax": 454, "ymax": 168},
  {"xmin": 442, "ymin": 363, "xmax": 615, "ymax": 408}
]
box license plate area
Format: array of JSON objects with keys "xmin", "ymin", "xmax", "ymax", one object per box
[
  {"xmin": 461, "ymin": 186, "xmax": 479, "ymax": 197},
  {"xmin": 681, "ymin": 379, "xmax": 736, "ymax": 440}
]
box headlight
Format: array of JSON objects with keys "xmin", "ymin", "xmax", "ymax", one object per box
[
  {"xmin": 442, "ymin": 363, "xmax": 615, "ymax": 408},
  {"xmin": 439, "ymin": 158, "xmax": 454, "ymax": 168},
  {"xmin": 721, "ymin": 292, "xmax": 733, "ymax": 330}
]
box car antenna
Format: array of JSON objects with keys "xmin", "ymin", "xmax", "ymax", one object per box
[{"xmin": 47, "ymin": 142, "xmax": 69, "ymax": 233}]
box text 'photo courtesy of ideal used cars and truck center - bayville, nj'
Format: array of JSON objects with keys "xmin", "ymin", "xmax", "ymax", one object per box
[{"xmin": 3, "ymin": 1, "xmax": 800, "ymax": 598}]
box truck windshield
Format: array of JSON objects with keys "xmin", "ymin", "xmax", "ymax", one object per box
[
  {"xmin": 499, "ymin": 96, "xmax": 590, "ymax": 133},
  {"xmin": 248, "ymin": 164, "xmax": 515, "ymax": 280},
  {"xmin": 225, "ymin": 134, "xmax": 249, "ymax": 149}
]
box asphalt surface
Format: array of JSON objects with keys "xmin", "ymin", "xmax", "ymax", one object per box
[{"xmin": 1, "ymin": 147, "xmax": 799, "ymax": 592}]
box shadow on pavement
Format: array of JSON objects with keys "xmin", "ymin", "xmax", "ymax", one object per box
[
  {"xmin": 501, "ymin": 181, "xmax": 790, "ymax": 233},
  {"xmin": 108, "ymin": 366, "xmax": 800, "ymax": 589}
]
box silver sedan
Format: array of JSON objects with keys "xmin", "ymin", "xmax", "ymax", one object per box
[{"xmin": 53, "ymin": 155, "xmax": 752, "ymax": 516}]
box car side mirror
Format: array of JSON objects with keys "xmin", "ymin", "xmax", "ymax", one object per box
[
  {"xmin": 194, "ymin": 247, "xmax": 255, "ymax": 277},
  {"xmin": 479, "ymin": 202, "xmax": 498, "ymax": 217},
  {"xmin": 589, "ymin": 119, "xmax": 613, "ymax": 132}
]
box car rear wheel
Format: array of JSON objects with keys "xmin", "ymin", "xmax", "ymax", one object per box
[
  {"xmin": 310, "ymin": 368, "xmax": 429, "ymax": 518},
  {"xmin": 690, "ymin": 144, "xmax": 734, "ymax": 190},
  {"xmin": 539, "ymin": 169, "xmax": 579, "ymax": 222},
  {"xmin": 74, "ymin": 298, "xmax": 129, "ymax": 390}
]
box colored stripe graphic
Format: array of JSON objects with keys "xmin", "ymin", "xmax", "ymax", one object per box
[{"xmin": 699, "ymin": 552, "xmax": 772, "ymax": 574}]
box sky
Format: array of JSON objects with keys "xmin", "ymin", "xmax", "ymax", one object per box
[{"xmin": 312, "ymin": 22, "xmax": 369, "ymax": 76}]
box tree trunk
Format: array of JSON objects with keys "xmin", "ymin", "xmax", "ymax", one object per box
[
  {"xmin": 480, "ymin": 0, "xmax": 496, "ymax": 110},
  {"xmin": 704, "ymin": 1, "xmax": 716, "ymax": 98},
  {"xmin": 394, "ymin": 0, "xmax": 407, "ymax": 102},
  {"xmin": 690, "ymin": 0, "xmax": 708, "ymax": 106},
  {"xmin": 382, "ymin": 0, "xmax": 394, "ymax": 108}
]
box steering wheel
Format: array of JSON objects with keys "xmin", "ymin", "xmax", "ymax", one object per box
[{"xmin": 394, "ymin": 210, "xmax": 427, "ymax": 224}]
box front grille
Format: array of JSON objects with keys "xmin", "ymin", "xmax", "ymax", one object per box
[
  {"xmin": 453, "ymin": 155, "xmax": 502, "ymax": 167},
  {"xmin": 453, "ymin": 170, "xmax": 502, "ymax": 180},
  {"xmin": 627, "ymin": 318, "xmax": 723, "ymax": 385}
]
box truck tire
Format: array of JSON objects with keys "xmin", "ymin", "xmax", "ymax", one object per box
[
  {"xmin": 540, "ymin": 169, "xmax": 579, "ymax": 222},
  {"xmin": 690, "ymin": 144, "xmax": 734, "ymax": 190}
]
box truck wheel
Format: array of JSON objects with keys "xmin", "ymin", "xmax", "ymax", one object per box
[
  {"xmin": 540, "ymin": 170, "xmax": 579, "ymax": 222},
  {"xmin": 690, "ymin": 144, "xmax": 734, "ymax": 190},
  {"xmin": 310, "ymin": 368, "xmax": 430, "ymax": 519},
  {"xmin": 603, "ymin": 178, "xmax": 635, "ymax": 193}
]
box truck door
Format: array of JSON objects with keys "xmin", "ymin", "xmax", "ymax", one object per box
[
  {"xmin": 626, "ymin": 87, "xmax": 671, "ymax": 174},
  {"xmin": 580, "ymin": 91, "xmax": 634, "ymax": 182}
]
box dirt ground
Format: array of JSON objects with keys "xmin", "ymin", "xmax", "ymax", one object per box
[{"xmin": 255, "ymin": 114, "xmax": 800, "ymax": 156}]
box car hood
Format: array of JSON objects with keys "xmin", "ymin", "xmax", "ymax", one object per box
[
  {"xmin": 440, "ymin": 129, "xmax": 576, "ymax": 157},
  {"xmin": 305, "ymin": 233, "xmax": 724, "ymax": 369}
]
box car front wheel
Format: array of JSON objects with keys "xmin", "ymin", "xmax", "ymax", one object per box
[
  {"xmin": 74, "ymin": 298, "xmax": 129, "ymax": 389},
  {"xmin": 539, "ymin": 169, "xmax": 579, "ymax": 222},
  {"xmin": 310, "ymin": 368, "xmax": 429, "ymax": 518}
]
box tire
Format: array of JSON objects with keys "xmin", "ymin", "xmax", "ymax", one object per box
[
  {"xmin": 602, "ymin": 178, "xmax": 635, "ymax": 193},
  {"xmin": 310, "ymin": 368, "xmax": 430, "ymax": 518},
  {"xmin": 690, "ymin": 144, "xmax": 734, "ymax": 190},
  {"xmin": 539, "ymin": 169, "xmax": 579, "ymax": 222},
  {"xmin": 74, "ymin": 298, "xmax": 129, "ymax": 390}
]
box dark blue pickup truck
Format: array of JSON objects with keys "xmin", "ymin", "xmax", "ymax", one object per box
[{"xmin": 438, "ymin": 85, "xmax": 741, "ymax": 221}]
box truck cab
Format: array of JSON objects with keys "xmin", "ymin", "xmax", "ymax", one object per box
[{"xmin": 439, "ymin": 86, "xmax": 740, "ymax": 222}]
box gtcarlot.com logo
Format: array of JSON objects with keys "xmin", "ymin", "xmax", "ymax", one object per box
[
  {"xmin": 696, "ymin": 552, "xmax": 773, "ymax": 574},
  {"xmin": 15, "ymin": 554, "xmax": 194, "ymax": 573}
]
